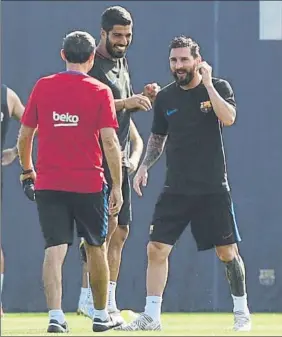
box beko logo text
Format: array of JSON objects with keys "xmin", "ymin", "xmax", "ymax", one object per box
[{"xmin": 53, "ymin": 111, "xmax": 79, "ymax": 127}]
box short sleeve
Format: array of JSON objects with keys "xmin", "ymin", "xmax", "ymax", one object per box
[
  {"xmin": 151, "ymin": 93, "xmax": 168, "ymax": 135},
  {"xmin": 98, "ymin": 87, "xmax": 119, "ymax": 130},
  {"xmin": 214, "ymin": 79, "xmax": 236, "ymax": 108},
  {"xmin": 21, "ymin": 81, "xmax": 39, "ymax": 128},
  {"xmin": 121, "ymin": 57, "xmax": 133, "ymax": 96}
]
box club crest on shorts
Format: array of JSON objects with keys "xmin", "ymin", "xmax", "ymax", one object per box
[{"xmin": 200, "ymin": 100, "xmax": 212, "ymax": 113}]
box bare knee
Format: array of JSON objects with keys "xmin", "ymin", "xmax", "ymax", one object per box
[
  {"xmin": 147, "ymin": 241, "xmax": 171, "ymax": 263},
  {"xmin": 110, "ymin": 225, "xmax": 129, "ymax": 248},
  {"xmin": 116, "ymin": 225, "xmax": 129, "ymax": 243},
  {"xmin": 216, "ymin": 243, "xmax": 239, "ymax": 262},
  {"xmin": 85, "ymin": 241, "xmax": 107, "ymax": 259},
  {"xmin": 107, "ymin": 216, "xmax": 118, "ymax": 242},
  {"xmin": 44, "ymin": 244, "xmax": 68, "ymax": 266}
]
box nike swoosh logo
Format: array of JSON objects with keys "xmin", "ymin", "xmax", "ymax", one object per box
[{"xmin": 167, "ymin": 109, "xmax": 178, "ymax": 116}]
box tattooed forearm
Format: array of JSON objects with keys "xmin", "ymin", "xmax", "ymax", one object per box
[{"xmin": 141, "ymin": 133, "xmax": 167, "ymax": 169}]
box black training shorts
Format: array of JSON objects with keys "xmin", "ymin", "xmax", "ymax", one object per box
[
  {"xmin": 150, "ymin": 189, "xmax": 241, "ymax": 251},
  {"xmin": 35, "ymin": 185, "xmax": 109, "ymax": 249},
  {"xmin": 105, "ymin": 166, "xmax": 132, "ymax": 226}
]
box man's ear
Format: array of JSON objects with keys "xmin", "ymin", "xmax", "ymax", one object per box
[
  {"xmin": 60, "ymin": 49, "xmax": 66, "ymax": 62},
  {"xmin": 89, "ymin": 52, "xmax": 95, "ymax": 62},
  {"xmin": 101, "ymin": 28, "xmax": 107, "ymax": 40}
]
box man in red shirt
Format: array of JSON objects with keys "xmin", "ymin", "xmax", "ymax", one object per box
[{"xmin": 17, "ymin": 31, "xmax": 123, "ymax": 333}]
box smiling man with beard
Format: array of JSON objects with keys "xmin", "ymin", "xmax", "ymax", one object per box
[
  {"xmin": 115, "ymin": 35, "xmax": 251, "ymax": 332},
  {"xmin": 78, "ymin": 6, "xmax": 160, "ymax": 323}
]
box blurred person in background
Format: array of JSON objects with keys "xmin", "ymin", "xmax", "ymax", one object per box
[
  {"xmin": 77, "ymin": 5, "xmax": 160, "ymax": 323},
  {"xmin": 1, "ymin": 84, "xmax": 25, "ymax": 317}
]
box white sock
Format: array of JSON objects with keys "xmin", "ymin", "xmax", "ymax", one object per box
[
  {"xmin": 85, "ymin": 272, "xmax": 94, "ymax": 305},
  {"xmin": 93, "ymin": 309, "xmax": 108, "ymax": 321},
  {"xmin": 1, "ymin": 274, "xmax": 3, "ymax": 294},
  {"xmin": 49, "ymin": 309, "xmax": 65, "ymax": 324},
  {"xmin": 144, "ymin": 296, "xmax": 162, "ymax": 321},
  {"xmin": 79, "ymin": 288, "xmax": 88, "ymax": 306},
  {"xmin": 80, "ymin": 287, "xmax": 88, "ymax": 299},
  {"xmin": 232, "ymin": 294, "xmax": 249, "ymax": 314},
  {"xmin": 108, "ymin": 281, "xmax": 117, "ymax": 311},
  {"xmin": 87, "ymin": 286, "xmax": 94, "ymax": 304}
]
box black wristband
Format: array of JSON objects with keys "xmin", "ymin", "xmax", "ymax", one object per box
[{"xmin": 22, "ymin": 169, "xmax": 34, "ymax": 175}]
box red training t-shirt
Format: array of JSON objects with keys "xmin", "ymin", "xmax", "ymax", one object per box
[{"xmin": 21, "ymin": 72, "xmax": 118, "ymax": 193}]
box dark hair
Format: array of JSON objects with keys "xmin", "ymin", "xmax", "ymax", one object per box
[
  {"xmin": 169, "ymin": 35, "xmax": 200, "ymax": 58},
  {"xmin": 101, "ymin": 6, "xmax": 132, "ymax": 32},
  {"xmin": 62, "ymin": 31, "xmax": 96, "ymax": 64}
]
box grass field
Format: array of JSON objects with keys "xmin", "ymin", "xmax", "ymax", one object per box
[{"xmin": 1, "ymin": 311, "xmax": 281, "ymax": 336}]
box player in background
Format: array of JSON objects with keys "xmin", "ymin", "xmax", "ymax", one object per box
[
  {"xmin": 1, "ymin": 84, "xmax": 25, "ymax": 316},
  {"xmin": 77, "ymin": 118, "xmax": 143, "ymax": 316},
  {"xmin": 79, "ymin": 6, "xmax": 159, "ymax": 322}
]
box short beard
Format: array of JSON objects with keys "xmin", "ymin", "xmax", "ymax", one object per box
[
  {"xmin": 173, "ymin": 71, "xmax": 194, "ymax": 86},
  {"xmin": 106, "ymin": 35, "xmax": 127, "ymax": 59}
]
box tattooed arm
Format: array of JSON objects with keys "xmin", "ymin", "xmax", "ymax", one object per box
[
  {"xmin": 133, "ymin": 132, "xmax": 167, "ymax": 196},
  {"xmin": 141, "ymin": 133, "xmax": 167, "ymax": 169},
  {"xmin": 133, "ymin": 88, "xmax": 168, "ymax": 196}
]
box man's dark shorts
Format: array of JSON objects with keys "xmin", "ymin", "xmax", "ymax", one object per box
[
  {"xmin": 150, "ymin": 189, "xmax": 241, "ymax": 251},
  {"xmin": 35, "ymin": 185, "xmax": 109, "ymax": 249}
]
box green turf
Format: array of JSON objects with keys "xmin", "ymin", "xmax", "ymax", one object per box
[{"xmin": 1, "ymin": 312, "xmax": 281, "ymax": 336}]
